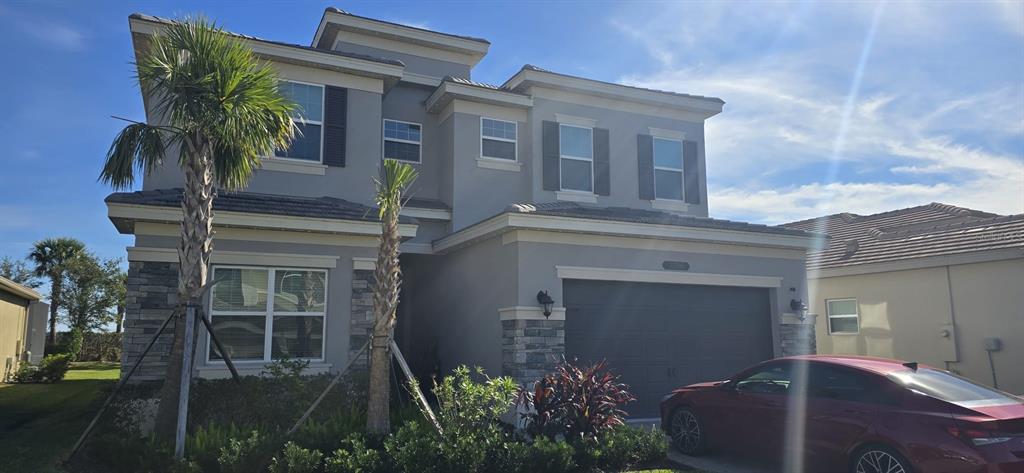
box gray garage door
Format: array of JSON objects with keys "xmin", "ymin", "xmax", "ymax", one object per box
[{"xmin": 564, "ymin": 279, "xmax": 774, "ymax": 418}]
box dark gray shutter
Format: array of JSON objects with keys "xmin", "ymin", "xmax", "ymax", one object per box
[
  {"xmin": 637, "ymin": 134, "xmax": 655, "ymax": 200},
  {"xmin": 323, "ymin": 86, "xmax": 347, "ymax": 167},
  {"xmin": 593, "ymin": 128, "xmax": 610, "ymax": 196},
  {"xmin": 683, "ymin": 140, "xmax": 700, "ymax": 204},
  {"xmin": 542, "ymin": 121, "xmax": 560, "ymax": 191}
]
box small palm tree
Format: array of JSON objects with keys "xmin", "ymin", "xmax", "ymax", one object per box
[
  {"xmin": 28, "ymin": 237, "xmax": 86, "ymax": 345},
  {"xmin": 100, "ymin": 17, "xmax": 295, "ymax": 439},
  {"xmin": 366, "ymin": 158, "xmax": 418, "ymax": 435}
]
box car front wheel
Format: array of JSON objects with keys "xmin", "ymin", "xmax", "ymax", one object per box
[
  {"xmin": 851, "ymin": 445, "xmax": 913, "ymax": 473},
  {"xmin": 670, "ymin": 407, "xmax": 707, "ymax": 455}
]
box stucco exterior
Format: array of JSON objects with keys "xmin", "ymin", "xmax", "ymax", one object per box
[
  {"xmin": 0, "ymin": 277, "xmax": 46, "ymax": 380},
  {"xmin": 810, "ymin": 256, "xmax": 1024, "ymax": 394}
]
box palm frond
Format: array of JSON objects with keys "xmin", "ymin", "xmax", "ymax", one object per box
[
  {"xmin": 100, "ymin": 123, "xmax": 171, "ymax": 190},
  {"xmin": 375, "ymin": 159, "xmax": 419, "ymax": 219}
]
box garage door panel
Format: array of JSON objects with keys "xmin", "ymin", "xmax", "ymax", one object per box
[{"xmin": 564, "ymin": 279, "xmax": 773, "ymax": 418}]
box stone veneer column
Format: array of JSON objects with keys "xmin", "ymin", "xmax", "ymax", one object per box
[
  {"xmin": 122, "ymin": 261, "xmax": 179, "ymax": 382},
  {"xmin": 779, "ymin": 313, "xmax": 817, "ymax": 356},
  {"xmin": 500, "ymin": 308, "xmax": 566, "ymax": 384},
  {"xmin": 349, "ymin": 260, "xmax": 375, "ymax": 368}
]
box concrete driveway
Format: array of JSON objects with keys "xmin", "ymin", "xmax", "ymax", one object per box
[{"xmin": 667, "ymin": 450, "xmax": 774, "ymax": 473}]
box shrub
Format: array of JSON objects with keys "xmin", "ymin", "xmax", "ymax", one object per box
[
  {"xmin": 575, "ymin": 425, "xmax": 668, "ymax": 472},
  {"xmin": 12, "ymin": 353, "xmax": 73, "ymax": 383},
  {"xmin": 384, "ymin": 421, "xmax": 441, "ymax": 473},
  {"xmin": 218, "ymin": 430, "xmax": 277, "ymax": 473},
  {"xmin": 325, "ymin": 433, "xmax": 386, "ymax": 473},
  {"xmin": 62, "ymin": 327, "xmax": 85, "ymax": 359},
  {"xmin": 507, "ymin": 435, "xmax": 576, "ymax": 473},
  {"xmin": 519, "ymin": 359, "xmax": 635, "ymax": 441},
  {"xmin": 269, "ymin": 442, "xmax": 323, "ymax": 473}
]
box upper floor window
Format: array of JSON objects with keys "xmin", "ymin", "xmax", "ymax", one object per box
[
  {"xmin": 275, "ymin": 81, "xmax": 324, "ymax": 162},
  {"xmin": 559, "ymin": 124, "xmax": 593, "ymax": 192},
  {"xmin": 654, "ymin": 138, "xmax": 684, "ymax": 200},
  {"xmin": 827, "ymin": 298, "xmax": 859, "ymax": 335},
  {"xmin": 481, "ymin": 118, "xmax": 517, "ymax": 161},
  {"xmin": 383, "ymin": 119, "xmax": 422, "ymax": 163}
]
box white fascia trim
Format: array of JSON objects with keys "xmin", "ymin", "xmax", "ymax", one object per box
[
  {"xmin": 505, "ymin": 69, "xmax": 724, "ymax": 117},
  {"xmin": 433, "ymin": 212, "xmax": 819, "ymax": 253},
  {"xmin": 0, "ymin": 276, "xmax": 42, "ymax": 301},
  {"xmin": 109, "ymin": 202, "xmax": 417, "ymax": 238},
  {"xmin": 502, "ymin": 230, "xmax": 807, "ymax": 260},
  {"xmin": 133, "ymin": 222, "xmax": 380, "ymax": 247},
  {"xmin": 260, "ymin": 159, "xmax": 327, "ymax": 175},
  {"xmin": 401, "ymin": 207, "xmax": 452, "ymax": 221},
  {"xmin": 130, "ymin": 17, "xmax": 404, "ymax": 80},
  {"xmin": 498, "ymin": 306, "xmax": 567, "ymax": 321},
  {"xmin": 402, "ymin": 72, "xmax": 443, "ymax": 87},
  {"xmin": 555, "ymin": 265, "xmax": 783, "ymax": 288},
  {"xmin": 555, "ymin": 191, "xmax": 598, "ymax": 204},
  {"xmin": 352, "ymin": 257, "xmax": 377, "ymax": 271},
  {"xmin": 648, "ymin": 127, "xmax": 686, "ymax": 140},
  {"xmin": 127, "ymin": 247, "xmax": 339, "ymax": 268},
  {"xmin": 555, "ymin": 113, "xmax": 598, "ymax": 128},
  {"xmin": 811, "ymin": 248, "xmax": 1024, "ymax": 279},
  {"xmin": 477, "ymin": 157, "xmax": 523, "ymax": 172},
  {"xmin": 651, "ymin": 199, "xmax": 692, "ymax": 213},
  {"xmin": 426, "ymin": 81, "xmax": 533, "ymax": 113},
  {"xmin": 399, "ymin": 242, "xmax": 435, "ymax": 254},
  {"xmin": 321, "ymin": 10, "xmax": 489, "ymax": 58}
]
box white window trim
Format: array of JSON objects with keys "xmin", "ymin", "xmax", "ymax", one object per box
[
  {"xmin": 826, "ymin": 298, "xmax": 859, "ymax": 335},
  {"xmin": 558, "ymin": 123, "xmax": 595, "ymax": 194},
  {"xmin": 206, "ymin": 265, "xmax": 329, "ymax": 364},
  {"xmin": 382, "ymin": 118, "xmax": 423, "ymax": 163},
  {"xmin": 273, "ymin": 80, "xmax": 326, "ymax": 164},
  {"xmin": 479, "ymin": 116, "xmax": 518, "ymax": 162},
  {"xmin": 652, "ymin": 137, "xmax": 685, "ymax": 202}
]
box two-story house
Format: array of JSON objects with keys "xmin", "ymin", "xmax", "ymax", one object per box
[{"xmin": 108, "ymin": 9, "xmax": 821, "ymax": 418}]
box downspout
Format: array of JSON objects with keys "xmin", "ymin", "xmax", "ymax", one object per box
[{"xmin": 944, "ymin": 266, "xmax": 961, "ymax": 372}]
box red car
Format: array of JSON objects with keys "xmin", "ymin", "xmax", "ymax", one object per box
[{"xmin": 660, "ymin": 355, "xmax": 1024, "ymax": 473}]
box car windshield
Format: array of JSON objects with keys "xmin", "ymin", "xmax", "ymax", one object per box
[{"xmin": 888, "ymin": 368, "xmax": 1022, "ymax": 408}]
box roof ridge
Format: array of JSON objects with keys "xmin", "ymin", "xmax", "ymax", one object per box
[
  {"xmin": 323, "ymin": 7, "xmax": 490, "ymax": 44},
  {"xmin": 877, "ymin": 212, "xmax": 1024, "ymax": 240},
  {"xmin": 783, "ymin": 202, "xmax": 1000, "ymax": 228}
]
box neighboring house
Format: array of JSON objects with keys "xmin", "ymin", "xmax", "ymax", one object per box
[
  {"xmin": 0, "ymin": 276, "xmax": 48, "ymax": 380},
  {"xmin": 109, "ymin": 9, "xmax": 821, "ymax": 417},
  {"xmin": 783, "ymin": 203, "xmax": 1024, "ymax": 394}
]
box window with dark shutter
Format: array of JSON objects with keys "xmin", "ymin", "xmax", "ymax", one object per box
[
  {"xmin": 593, "ymin": 128, "xmax": 610, "ymax": 196},
  {"xmin": 322, "ymin": 86, "xmax": 347, "ymax": 167},
  {"xmin": 637, "ymin": 134, "xmax": 655, "ymax": 200},
  {"xmin": 542, "ymin": 121, "xmax": 560, "ymax": 191}
]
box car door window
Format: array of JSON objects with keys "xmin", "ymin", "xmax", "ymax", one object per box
[
  {"xmin": 735, "ymin": 364, "xmax": 792, "ymax": 395},
  {"xmin": 807, "ymin": 364, "xmax": 896, "ymax": 404}
]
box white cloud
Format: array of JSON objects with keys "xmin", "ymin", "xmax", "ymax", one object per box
[{"xmin": 0, "ymin": 5, "xmax": 86, "ymax": 51}]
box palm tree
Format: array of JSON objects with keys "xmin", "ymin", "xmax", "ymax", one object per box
[
  {"xmin": 366, "ymin": 159, "xmax": 417, "ymax": 435},
  {"xmin": 100, "ymin": 17, "xmax": 295, "ymax": 439},
  {"xmin": 28, "ymin": 237, "xmax": 86, "ymax": 346}
]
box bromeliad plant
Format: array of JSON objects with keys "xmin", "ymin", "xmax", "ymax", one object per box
[{"xmin": 519, "ymin": 359, "xmax": 636, "ymax": 441}]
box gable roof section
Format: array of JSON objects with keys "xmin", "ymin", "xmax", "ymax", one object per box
[
  {"xmin": 782, "ymin": 203, "xmax": 1024, "ymax": 273},
  {"xmin": 425, "ymin": 76, "xmax": 533, "ymax": 113},
  {"xmin": 0, "ymin": 276, "xmax": 42, "ymax": 302}
]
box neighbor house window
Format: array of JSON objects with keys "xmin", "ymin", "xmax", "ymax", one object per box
[
  {"xmin": 559, "ymin": 124, "xmax": 593, "ymax": 192},
  {"xmin": 827, "ymin": 298, "xmax": 859, "ymax": 335},
  {"xmin": 383, "ymin": 119, "xmax": 422, "ymax": 163},
  {"xmin": 209, "ymin": 266, "xmax": 327, "ymax": 362},
  {"xmin": 653, "ymin": 137, "xmax": 684, "ymax": 200},
  {"xmin": 275, "ymin": 81, "xmax": 324, "ymax": 162},
  {"xmin": 480, "ymin": 117, "xmax": 517, "ymax": 161}
]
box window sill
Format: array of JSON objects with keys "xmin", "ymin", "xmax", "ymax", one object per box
[
  {"xmin": 197, "ymin": 361, "xmax": 333, "ymax": 379},
  {"xmin": 476, "ymin": 157, "xmax": 522, "ymax": 172},
  {"xmin": 556, "ymin": 191, "xmax": 597, "ymax": 203},
  {"xmin": 651, "ymin": 199, "xmax": 691, "ymax": 212},
  {"xmin": 260, "ymin": 158, "xmax": 327, "ymax": 175}
]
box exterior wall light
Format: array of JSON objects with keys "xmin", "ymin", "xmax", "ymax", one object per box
[
  {"xmin": 790, "ymin": 299, "xmax": 808, "ymax": 321},
  {"xmin": 536, "ymin": 290, "xmax": 555, "ymax": 317}
]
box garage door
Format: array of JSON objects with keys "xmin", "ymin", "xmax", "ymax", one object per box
[{"xmin": 564, "ymin": 279, "xmax": 774, "ymax": 418}]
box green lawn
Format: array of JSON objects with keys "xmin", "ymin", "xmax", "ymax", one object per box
[{"xmin": 0, "ymin": 362, "xmax": 119, "ymax": 473}]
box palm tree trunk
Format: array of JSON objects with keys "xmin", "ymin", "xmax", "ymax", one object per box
[
  {"xmin": 115, "ymin": 304, "xmax": 125, "ymax": 333},
  {"xmin": 366, "ymin": 205, "xmax": 402, "ymax": 436},
  {"xmin": 48, "ymin": 277, "xmax": 61, "ymax": 346},
  {"xmin": 154, "ymin": 143, "xmax": 214, "ymax": 440}
]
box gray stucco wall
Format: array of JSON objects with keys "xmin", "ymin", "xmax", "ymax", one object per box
[
  {"xmin": 527, "ymin": 97, "xmax": 710, "ymax": 217},
  {"xmin": 383, "ymin": 84, "xmax": 448, "ymax": 203},
  {"xmin": 332, "ymin": 41, "xmax": 471, "ymax": 79}
]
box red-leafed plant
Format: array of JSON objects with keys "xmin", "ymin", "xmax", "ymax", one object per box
[{"xmin": 518, "ymin": 359, "xmax": 636, "ymax": 441}]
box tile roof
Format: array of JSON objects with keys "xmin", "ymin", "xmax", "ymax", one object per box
[
  {"xmin": 782, "ymin": 203, "xmax": 1024, "ymax": 270},
  {"xmin": 107, "ymin": 188, "xmax": 415, "ymax": 224},
  {"xmin": 325, "ymin": 7, "xmax": 490, "ymax": 44},
  {"xmin": 129, "ymin": 13, "xmax": 405, "ymax": 67},
  {"xmin": 505, "ymin": 201, "xmax": 818, "ymax": 238},
  {"xmin": 443, "ymin": 75, "xmax": 504, "ymax": 90}
]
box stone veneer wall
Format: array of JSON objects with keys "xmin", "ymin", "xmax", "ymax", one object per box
[
  {"xmin": 779, "ymin": 314, "xmax": 817, "ymax": 356},
  {"xmin": 349, "ymin": 268, "xmax": 374, "ymax": 368},
  {"xmin": 501, "ymin": 319, "xmax": 565, "ymax": 384},
  {"xmin": 122, "ymin": 261, "xmax": 179, "ymax": 382}
]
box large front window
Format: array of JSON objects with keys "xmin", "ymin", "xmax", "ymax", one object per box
[
  {"xmin": 209, "ymin": 266, "xmax": 327, "ymax": 362},
  {"xmin": 275, "ymin": 81, "xmax": 324, "ymax": 162},
  {"xmin": 559, "ymin": 124, "xmax": 593, "ymax": 192},
  {"xmin": 383, "ymin": 119, "xmax": 422, "ymax": 163},
  {"xmin": 653, "ymin": 138, "xmax": 684, "ymax": 200}
]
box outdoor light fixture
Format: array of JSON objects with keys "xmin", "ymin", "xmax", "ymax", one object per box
[
  {"xmin": 790, "ymin": 299, "xmax": 808, "ymax": 321},
  {"xmin": 536, "ymin": 290, "xmax": 555, "ymax": 317}
]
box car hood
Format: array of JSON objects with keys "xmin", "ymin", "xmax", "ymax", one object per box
[{"xmin": 674, "ymin": 381, "xmax": 723, "ymax": 393}]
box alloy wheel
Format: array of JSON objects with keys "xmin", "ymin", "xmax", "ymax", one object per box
[
  {"xmin": 854, "ymin": 449, "xmax": 908, "ymax": 473},
  {"xmin": 671, "ymin": 409, "xmax": 702, "ymax": 454}
]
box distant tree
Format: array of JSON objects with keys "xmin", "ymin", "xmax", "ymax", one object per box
[
  {"xmin": 0, "ymin": 256, "xmax": 42, "ymax": 288},
  {"xmin": 28, "ymin": 238, "xmax": 87, "ymax": 344},
  {"xmin": 58, "ymin": 255, "xmax": 123, "ymax": 332},
  {"xmin": 107, "ymin": 270, "xmax": 128, "ymax": 333}
]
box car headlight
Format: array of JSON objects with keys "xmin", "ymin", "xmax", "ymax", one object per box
[{"xmin": 661, "ymin": 392, "xmax": 676, "ymax": 403}]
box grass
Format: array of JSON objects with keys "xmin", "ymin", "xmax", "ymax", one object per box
[{"xmin": 0, "ymin": 361, "xmax": 119, "ymax": 473}]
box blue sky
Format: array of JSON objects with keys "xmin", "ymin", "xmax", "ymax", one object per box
[{"xmin": 0, "ymin": 0, "xmax": 1021, "ymax": 271}]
